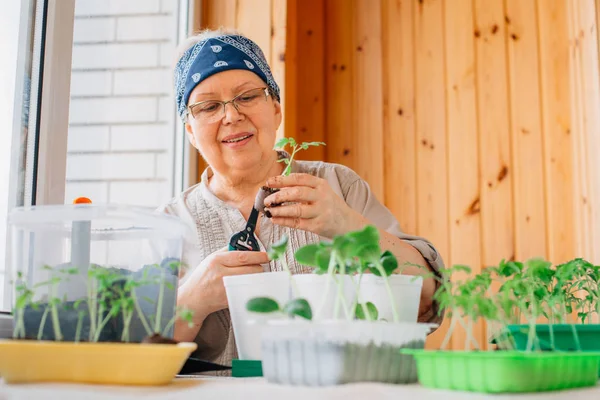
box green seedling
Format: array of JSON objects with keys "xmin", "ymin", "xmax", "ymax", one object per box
[
  {"xmin": 161, "ymin": 306, "xmax": 195, "ymax": 337},
  {"xmin": 12, "ymin": 271, "xmax": 34, "ymax": 339},
  {"xmin": 246, "ymin": 297, "xmax": 313, "ymax": 321},
  {"xmin": 273, "ymin": 137, "xmax": 325, "ymax": 176},
  {"xmin": 267, "ymin": 236, "xmax": 299, "ymax": 296}
]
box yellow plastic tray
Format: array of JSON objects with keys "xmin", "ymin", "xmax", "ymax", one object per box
[{"xmin": 0, "ymin": 340, "xmax": 197, "ymax": 385}]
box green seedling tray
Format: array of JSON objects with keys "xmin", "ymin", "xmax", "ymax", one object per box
[
  {"xmin": 503, "ymin": 324, "xmax": 600, "ymax": 351},
  {"xmin": 401, "ymin": 350, "xmax": 600, "ymax": 393},
  {"xmin": 232, "ymin": 359, "xmax": 263, "ymax": 377}
]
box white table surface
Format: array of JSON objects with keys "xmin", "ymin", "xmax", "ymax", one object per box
[{"xmin": 1, "ymin": 377, "xmax": 599, "ymax": 400}]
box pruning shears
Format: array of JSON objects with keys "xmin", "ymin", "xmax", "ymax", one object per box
[{"xmin": 228, "ymin": 206, "xmax": 260, "ymax": 251}]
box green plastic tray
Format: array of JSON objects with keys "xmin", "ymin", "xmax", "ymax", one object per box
[
  {"xmin": 232, "ymin": 359, "xmax": 263, "ymax": 377},
  {"xmin": 504, "ymin": 324, "xmax": 600, "ymax": 352},
  {"xmin": 402, "ymin": 350, "xmax": 600, "ymax": 393}
]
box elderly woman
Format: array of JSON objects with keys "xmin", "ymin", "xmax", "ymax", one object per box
[{"xmin": 160, "ymin": 29, "xmax": 444, "ymax": 366}]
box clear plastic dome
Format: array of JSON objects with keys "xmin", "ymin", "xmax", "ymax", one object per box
[{"xmin": 6, "ymin": 204, "xmax": 192, "ymax": 343}]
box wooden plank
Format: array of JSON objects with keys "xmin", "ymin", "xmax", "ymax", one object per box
[
  {"xmin": 284, "ymin": 0, "xmax": 298, "ymax": 147},
  {"xmin": 382, "ymin": 0, "xmax": 417, "ymax": 235},
  {"xmin": 537, "ymin": 0, "xmax": 575, "ymax": 264},
  {"xmin": 577, "ymin": 0, "xmax": 600, "ymax": 263},
  {"xmin": 414, "ymin": 0, "xmax": 449, "ymax": 264},
  {"xmin": 286, "ymin": 0, "xmax": 325, "ymax": 160},
  {"xmin": 324, "ymin": 0, "xmax": 354, "ymax": 167},
  {"xmin": 271, "ymin": 0, "xmax": 287, "ymax": 139},
  {"xmin": 567, "ymin": 0, "xmax": 593, "ymax": 261},
  {"xmin": 352, "ymin": 0, "xmax": 384, "ymax": 200},
  {"xmin": 236, "ymin": 0, "xmax": 272, "ymax": 62},
  {"xmin": 442, "ymin": 0, "xmax": 482, "ymax": 351},
  {"xmin": 474, "ymin": 0, "xmax": 514, "ymax": 268},
  {"xmin": 505, "ymin": 0, "xmax": 547, "ymax": 261},
  {"xmin": 201, "ymin": 0, "xmax": 237, "ymax": 30}
]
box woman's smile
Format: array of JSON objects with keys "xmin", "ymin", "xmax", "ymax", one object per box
[{"xmin": 221, "ymin": 132, "xmax": 254, "ymax": 148}]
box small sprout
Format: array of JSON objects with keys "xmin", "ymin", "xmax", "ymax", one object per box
[
  {"xmin": 246, "ymin": 297, "xmax": 280, "ymax": 314},
  {"xmin": 355, "ymin": 302, "xmax": 378, "ymax": 321},
  {"xmin": 274, "ymin": 137, "xmax": 326, "ymax": 176},
  {"xmin": 283, "ymin": 298, "xmax": 312, "ymax": 320}
]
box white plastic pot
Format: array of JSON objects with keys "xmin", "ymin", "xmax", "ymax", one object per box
[
  {"xmin": 357, "ymin": 274, "xmax": 423, "ymax": 322},
  {"xmin": 293, "ymin": 274, "xmax": 356, "ymax": 321},
  {"xmin": 223, "ymin": 271, "xmax": 290, "ymax": 360},
  {"xmin": 261, "ymin": 320, "xmax": 436, "ymax": 385}
]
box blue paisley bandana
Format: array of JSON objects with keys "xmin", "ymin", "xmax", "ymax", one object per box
[{"xmin": 174, "ymin": 34, "xmax": 280, "ymax": 121}]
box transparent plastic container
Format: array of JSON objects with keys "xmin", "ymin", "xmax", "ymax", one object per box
[
  {"xmin": 261, "ymin": 320, "xmax": 436, "ymax": 385},
  {"xmin": 223, "ymin": 271, "xmax": 290, "ymax": 360},
  {"xmin": 6, "ymin": 204, "xmax": 191, "ymax": 343}
]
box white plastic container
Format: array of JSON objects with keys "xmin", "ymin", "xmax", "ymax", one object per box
[
  {"xmin": 357, "ymin": 274, "xmax": 423, "ymax": 322},
  {"xmin": 261, "ymin": 320, "xmax": 436, "ymax": 385},
  {"xmin": 293, "ymin": 274, "xmax": 356, "ymax": 321},
  {"xmin": 223, "ymin": 271, "xmax": 290, "ymax": 360},
  {"xmin": 6, "ymin": 204, "xmax": 191, "ymax": 342}
]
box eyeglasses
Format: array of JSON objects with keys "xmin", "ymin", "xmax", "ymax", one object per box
[{"xmin": 186, "ymin": 87, "xmax": 270, "ymax": 123}]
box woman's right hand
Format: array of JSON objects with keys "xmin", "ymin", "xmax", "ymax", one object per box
[{"xmin": 174, "ymin": 247, "xmax": 268, "ymax": 342}]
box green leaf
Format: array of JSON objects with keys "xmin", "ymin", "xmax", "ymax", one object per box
[
  {"xmin": 268, "ymin": 235, "xmax": 289, "ymax": 260},
  {"xmin": 332, "ymin": 235, "xmax": 354, "ymax": 260},
  {"xmin": 142, "ymin": 296, "xmax": 156, "ymax": 305},
  {"xmin": 304, "ymin": 141, "xmax": 326, "ymax": 147},
  {"xmin": 246, "ymin": 297, "xmax": 280, "ymax": 313},
  {"xmin": 294, "ymin": 244, "xmax": 321, "ymax": 266},
  {"xmin": 376, "ymin": 251, "xmax": 398, "ymax": 277},
  {"xmin": 356, "ymin": 244, "xmax": 380, "ymax": 264},
  {"xmin": 274, "ymin": 138, "xmax": 290, "ymax": 149},
  {"xmin": 288, "ymin": 137, "xmax": 297, "ymax": 147},
  {"xmin": 301, "ymin": 143, "xmax": 309, "ymax": 150},
  {"xmin": 283, "ymin": 298, "xmax": 312, "ymax": 320},
  {"xmin": 355, "ymin": 302, "xmax": 378, "ymax": 320},
  {"xmin": 347, "ymin": 225, "xmax": 380, "ymax": 247},
  {"xmin": 316, "ymin": 247, "xmax": 333, "ymax": 273}
]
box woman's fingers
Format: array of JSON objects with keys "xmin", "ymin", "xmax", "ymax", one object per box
[
  {"xmin": 264, "ymin": 186, "xmax": 318, "ymax": 207},
  {"xmin": 266, "ymin": 173, "xmax": 321, "ymax": 189},
  {"xmin": 223, "ymin": 265, "xmax": 264, "ymax": 275},
  {"xmin": 264, "ymin": 203, "xmax": 318, "ymax": 219},
  {"xmin": 215, "ymin": 250, "xmax": 270, "ymax": 267}
]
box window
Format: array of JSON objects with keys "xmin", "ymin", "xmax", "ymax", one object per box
[
  {"xmin": 0, "ymin": 0, "xmax": 40, "ymax": 312},
  {"xmin": 65, "ymin": 0, "xmax": 185, "ymax": 209},
  {"xmin": 0, "ymin": 0, "xmax": 194, "ymax": 313}
]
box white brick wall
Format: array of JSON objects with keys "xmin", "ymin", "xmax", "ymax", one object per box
[
  {"xmin": 73, "ymin": 17, "xmax": 115, "ymax": 43},
  {"xmin": 113, "ymin": 69, "xmax": 170, "ymax": 95},
  {"xmin": 72, "ymin": 43, "xmax": 159, "ymax": 69},
  {"xmin": 74, "ymin": 0, "xmax": 161, "ymax": 16},
  {"xmin": 116, "ymin": 16, "xmax": 174, "ymax": 41},
  {"xmin": 66, "ymin": 0, "xmax": 180, "ymax": 209}
]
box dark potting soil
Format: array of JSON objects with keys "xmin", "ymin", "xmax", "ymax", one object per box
[{"xmin": 141, "ymin": 333, "xmax": 178, "ymax": 345}]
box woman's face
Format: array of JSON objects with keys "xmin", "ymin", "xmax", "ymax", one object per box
[{"xmin": 185, "ymin": 69, "xmax": 282, "ymax": 177}]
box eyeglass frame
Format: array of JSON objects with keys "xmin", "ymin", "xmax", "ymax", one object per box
[{"xmin": 185, "ymin": 86, "xmax": 271, "ymax": 122}]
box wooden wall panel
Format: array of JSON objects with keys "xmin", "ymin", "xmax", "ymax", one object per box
[
  {"xmin": 573, "ymin": 0, "xmax": 600, "ymax": 263},
  {"xmin": 353, "ymin": 0, "xmax": 385, "ymax": 200},
  {"xmin": 414, "ymin": 0, "xmax": 449, "ymax": 273},
  {"xmin": 537, "ymin": 0, "xmax": 575, "ymax": 264},
  {"xmin": 285, "ymin": 0, "xmax": 326, "ymax": 161},
  {"xmin": 382, "ymin": 0, "xmax": 417, "ymax": 235},
  {"xmin": 505, "ymin": 0, "xmax": 547, "ymax": 260},
  {"xmin": 271, "ymin": 0, "xmax": 287, "ymax": 139},
  {"xmin": 443, "ymin": 0, "xmax": 482, "ymax": 350},
  {"xmin": 567, "ymin": 0, "xmax": 593, "ymax": 260},
  {"xmin": 324, "ymin": 0, "xmax": 355, "ymax": 168},
  {"xmin": 474, "ymin": 0, "xmax": 515, "ymax": 267},
  {"xmin": 236, "ymin": 0, "xmax": 272, "ymax": 62},
  {"xmin": 201, "ymin": 0, "xmax": 237, "ymax": 30}
]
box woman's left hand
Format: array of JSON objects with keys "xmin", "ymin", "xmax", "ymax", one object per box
[{"xmin": 263, "ymin": 173, "xmax": 366, "ymax": 238}]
